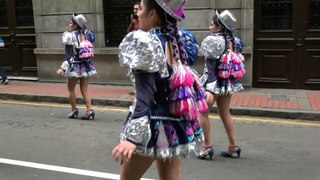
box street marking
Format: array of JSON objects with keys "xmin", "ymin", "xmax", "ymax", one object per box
[
  {"xmin": 0, "ymin": 158, "xmax": 155, "ymax": 180},
  {"xmin": 0, "ymin": 100, "xmax": 128, "ymax": 112},
  {"xmin": 209, "ymin": 115, "xmax": 320, "ymax": 127},
  {"xmin": 1, "ymin": 100, "xmax": 320, "ymax": 127}
]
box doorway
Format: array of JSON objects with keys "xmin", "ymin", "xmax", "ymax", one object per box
[
  {"xmin": 254, "ymin": 0, "xmax": 320, "ymax": 89},
  {"xmin": 0, "ymin": 0, "xmax": 37, "ymax": 77}
]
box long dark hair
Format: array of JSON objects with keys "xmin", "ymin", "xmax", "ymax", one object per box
[
  {"xmin": 143, "ymin": 0, "xmax": 187, "ymax": 63},
  {"xmin": 213, "ymin": 15, "xmax": 234, "ymax": 51}
]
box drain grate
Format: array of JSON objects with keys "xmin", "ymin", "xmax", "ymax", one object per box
[{"xmin": 271, "ymin": 94, "xmax": 288, "ymax": 101}]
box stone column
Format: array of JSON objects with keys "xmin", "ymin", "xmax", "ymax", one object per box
[{"xmin": 240, "ymin": 0, "xmax": 254, "ymax": 87}]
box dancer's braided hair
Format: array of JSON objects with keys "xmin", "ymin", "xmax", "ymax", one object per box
[
  {"xmin": 213, "ymin": 15, "xmax": 235, "ymax": 52},
  {"xmin": 144, "ymin": 0, "xmax": 187, "ymax": 63},
  {"xmin": 165, "ymin": 14, "xmax": 188, "ymax": 63}
]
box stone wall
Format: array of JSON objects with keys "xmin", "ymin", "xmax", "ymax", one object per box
[
  {"xmin": 33, "ymin": 0, "xmax": 105, "ymax": 48},
  {"xmin": 33, "ymin": 0, "xmax": 254, "ymax": 86}
]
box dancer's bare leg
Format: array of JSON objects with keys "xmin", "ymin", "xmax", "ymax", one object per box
[
  {"xmin": 67, "ymin": 78, "xmax": 78, "ymax": 109},
  {"xmin": 216, "ymin": 95, "xmax": 237, "ymax": 147},
  {"xmin": 157, "ymin": 158, "xmax": 180, "ymax": 180},
  {"xmin": 199, "ymin": 92, "xmax": 215, "ymax": 147},
  {"xmin": 79, "ymin": 77, "xmax": 92, "ymax": 111},
  {"xmin": 120, "ymin": 154, "xmax": 154, "ymax": 180}
]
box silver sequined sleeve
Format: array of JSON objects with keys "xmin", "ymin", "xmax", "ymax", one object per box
[
  {"xmin": 120, "ymin": 115, "xmax": 151, "ymax": 151},
  {"xmin": 62, "ymin": 31, "xmax": 74, "ymax": 45},
  {"xmin": 62, "ymin": 31, "xmax": 80, "ymax": 48},
  {"xmin": 201, "ymin": 34, "xmax": 226, "ymax": 59},
  {"xmin": 60, "ymin": 61, "xmax": 69, "ymax": 71},
  {"xmin": 118, "ymin": 30, "xmax": 169, "ymax": 78}
]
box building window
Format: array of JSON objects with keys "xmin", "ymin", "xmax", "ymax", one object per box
[
  {"xmin": 103, "ymin": 0, "xmax": 139, "ymax": 47},
  {"xmin": 15, "ymin": 0, "xmax": 34, "ymax": 27},
  {"xmin": 308, "ymin": 0, "xmax": 320, "ymax": 29},
  {"xmin": 0, "ymin": 0, "xmax": 7, "ymax": 27},
  {"xmin": 260, "ymin": 0, "xmax": 293, "ymax": 30}
]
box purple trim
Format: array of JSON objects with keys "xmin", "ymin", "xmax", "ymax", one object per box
[{"xmin": 155, "ymin": 0, "xmax": 185, "ymax": 21}]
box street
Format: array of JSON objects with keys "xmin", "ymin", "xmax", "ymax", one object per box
[{"xmin": 0, "ymin": 100, "xmax": 319, "ymax": 180}]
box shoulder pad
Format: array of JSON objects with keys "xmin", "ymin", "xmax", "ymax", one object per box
[
  {"xmin": 62, "ymin": 31, "xmax": 75, "ymax": 45},
  {"xmin": 118, "ymin": 30, "xmax": 169, "ymax": 78},
  {"xmin": 201, "ymin": 34, "xmax": 226, "ymax": 59}
]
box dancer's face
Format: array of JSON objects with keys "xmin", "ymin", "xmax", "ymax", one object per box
[
  {"xmin": 69, "ymin": 20, "xmax": 78, "ymax": 31},
  {"xmin": 133, "ymin": 4, "xmax": 140, "ymax": 15},
  {"xmin": 138, "ymin": 0, "xmax": 158, "ymax": 31},
  {"xmin": 209, "ymin": 20, "xmax": 222, "ymax": 33}
]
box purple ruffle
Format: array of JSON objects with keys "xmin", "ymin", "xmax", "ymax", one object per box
[
  {"xmin": 197, "ymin": 89, "xmax": 205, "ymax": 100},
  {"xmin": 171, "ymin": 86, "xmax": 193, "ymax": 100},
  {"xmin": 230, "ymin": 64, "xmax": 243, "ymax": 71},
  {"xmin": 218, "ymin": 64, "xmax": 229, "ymax": 70}
]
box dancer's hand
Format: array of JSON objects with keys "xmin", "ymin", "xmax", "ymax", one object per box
[{"xmin": 112, "ymin": 141, "xmax": 136, "ymax": 164}]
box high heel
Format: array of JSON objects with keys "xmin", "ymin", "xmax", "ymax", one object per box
[
  {"xmin": 1, "ymin": 79, "xmax": 9, "ymax": 85},
  {"xmin": 68, "ymin": 108, "xmax": 79, "ymax": 119},
  {"xmin": 81, "ymin": 110, "xmax": 95, "ymax": 120},
  {"xmin": 197, "ymin": 146, "xmax": 214, "ymax": 160},
  {"xmin": 220, "ymin": 146, "xmax": 241, "ymax": 158}
]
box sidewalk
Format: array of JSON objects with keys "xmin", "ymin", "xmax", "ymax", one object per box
[{"xmin": 0, "ymin": 81, "xmax": 319, "ymax": 121}]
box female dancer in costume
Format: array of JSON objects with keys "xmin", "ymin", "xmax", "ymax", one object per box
[
  {"xmin": 59, "ymin": 13, "xmax": 97, "ymax": 120},
  {"xmin": 198, "ymin": 10, "xmax": 245, "ymax": 160},
  {"xmin": 112, "ymin": 0, "xmax": 205, "ymax": 179}
]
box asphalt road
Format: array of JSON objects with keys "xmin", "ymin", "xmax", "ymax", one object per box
[{"xmin": 0, "ymin": 100, "xmax": 319, "ymax": 180}]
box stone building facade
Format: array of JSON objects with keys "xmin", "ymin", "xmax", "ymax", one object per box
[
  {"xmin": 33, "ymin": 0, "xmax": 254, "ymax": 86},
  {"xmin": 1, "ymin": 0, "xmax": 319, "ymax": 89}
]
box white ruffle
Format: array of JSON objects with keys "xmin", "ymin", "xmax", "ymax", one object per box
[
  {"xmin": 205, "ymin": 81, "xmax": 244, "ymax": 95},
  {"xmin": 62, "ymin": 31, "xmax": 80, "ymax": 48},
  {"xmin": 201, "ymin": 34, "xmax": 226, "ymax": 59},
  {"xmin": 62, "ymin": 31, "xmax": 74, "ymax": 45},
  {"xmin": 118, "ymin": 30, "xmax": 169, "ymax": 78}
]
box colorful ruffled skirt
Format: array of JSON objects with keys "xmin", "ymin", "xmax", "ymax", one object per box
[
  {"xmin": 203, "ymin": 77, "xmax": 244, "ymax": 96},
  {"xmin": 201, "ymin": 66, "xmax": 244, "ymax": 96},
  {"xmin": 201, "ymin": 51, "xmax": 245, "ymax": 95},
  {"xmin": 67, "ymin": 59, "xmax": 97, "ymax": 78},
  {"xmin": 120, "ymin": 104, "xmax": 204, "ymax": 159}
]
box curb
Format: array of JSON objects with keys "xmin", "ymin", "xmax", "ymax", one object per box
[
  {"xmin": 210, "ymin": 107, "xmax": 320, "ymax": 121},
  {"xmin": 0, "ymin": 93, "xmax": 132, "ymax": 107},
  {"xmin": 1, "ymin": 93, "xmax": 319, "ymax": 121}
]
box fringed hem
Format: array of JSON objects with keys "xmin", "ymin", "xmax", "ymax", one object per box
[
  {"xmin": 205, "ymin": 81, "xmax": 244, "ymax": 96},
  {"xmin": 134, "ymin": 135, "xmax": 204, "ymax": 159},
  {"xmin": 66, "ymin": 70, "xmax": 97, "ymax": 78}
]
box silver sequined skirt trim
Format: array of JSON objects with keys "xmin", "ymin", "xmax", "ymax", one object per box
[
  {"xmin": 134, "ymin": 135, "xmax": 204, "ymax": 159},
  {"xmin": 205, "ymin": 81, "xmax": 244, "ymax": 96}
]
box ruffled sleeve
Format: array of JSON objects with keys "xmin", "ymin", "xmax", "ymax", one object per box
[
  {"xmin": 201, "ymin": 34, "xmax": 226, "ymax": 59},
  {"xmin": 120, "ymin": 108, "xmax": 151, "ymax": 150},
  {"xmin": 62, "ymin": 31, "xmax": 74, "ymax": 45},
  {"xmin": 118, "ymin": 30, "xmax": 169, "ymax": 78}
]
